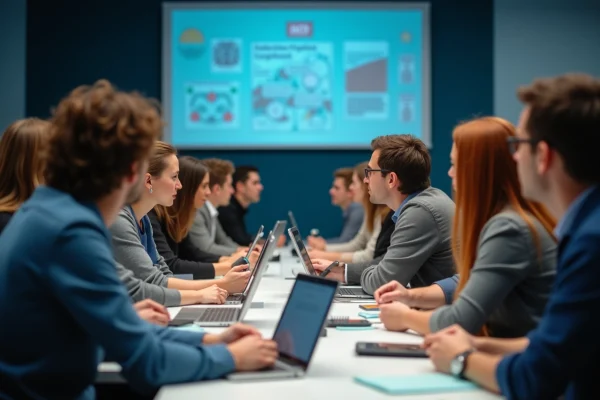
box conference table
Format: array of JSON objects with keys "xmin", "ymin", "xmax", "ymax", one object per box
[{"xmin": 99, "ymin": 249, "xmax": 502, "ymax": 400}]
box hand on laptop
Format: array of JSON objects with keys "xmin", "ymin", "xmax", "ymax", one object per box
[
  {"xmin": 374, "ymin": 280, "xmax": 410, "ymax": 305},
  {"xmin": 221, "ymin": 265, "xmax": 252, "ymax": 293},
  {"xmin": 308, "ymin": 249, "xmax": 329, "ymax": 260},
  {"xmin": 248, "ymin": 251, "xmax": 259, "ymax": 269},
  {"xmin": 217, "ymin": 323, "xmax": 261, "ymax": 344},
  {"xmin": 307, "ymin": 236, "xmax": 327, "ymax": 250},
  {"xmin": 134, "ymin": 299, "xmax": 170, "ymax": 326},
  {"xmin": 277, "ymin": 234, "xmax": 286, "ymax": 247},
  {"xmin": 312, "ymin": 258, "xmax": 345, "ymax": 282},
  {"xmin": 379, "ymin": 302, "xmax": 410, "ymax": 332},
  {"xmin": 224, "ymin": 249, "xmax": 246, "ymax": 263},
  {"xmin": 197, "ymin": 285, "xmax": 228, "ymax": 304},
  {"xmin": 227, "ymin": 335, "xmax": 279, "ymax": 371}
]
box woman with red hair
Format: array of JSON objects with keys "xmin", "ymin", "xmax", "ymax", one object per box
[{"xmin": 376, "ymin": 116, "xmax": 557, "ymax": 338}]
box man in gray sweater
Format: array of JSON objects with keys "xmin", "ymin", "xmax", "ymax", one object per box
[
  {"xmin": 312, "ymin": 134, "xmax": 456, "ymax": 294},
  {"xmin": 189, "ymin": 158, "xmax": 242, "ymax": 256}
]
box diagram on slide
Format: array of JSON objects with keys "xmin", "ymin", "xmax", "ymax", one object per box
[
  {"xmin": 344, "ymin": 41, "xmax": 389, "ymax": 119},
  {"xmin": 251, "ymin": 42, "xmax": 334, "ymax": 131},
  {"xmin": 184, "ymin": 82, "xmax": 240, "ymax": 129},
  {"xmin": 211, "ymin": 38, "xmax": 242, "ymax": 73}
]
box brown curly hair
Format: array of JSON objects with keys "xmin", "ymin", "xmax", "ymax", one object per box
[{"xmin": 45, "ymin": 80, "xmax": 162, "ymax": 200}]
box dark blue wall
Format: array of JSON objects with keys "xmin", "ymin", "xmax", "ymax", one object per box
[{"xmin": 26, "ymin": 0, "xmax": 493, "ymax": 237}]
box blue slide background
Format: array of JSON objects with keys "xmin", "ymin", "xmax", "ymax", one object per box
[{"xmin": 167, "ymin": 7, "xmax": 426, "ymax": 148}]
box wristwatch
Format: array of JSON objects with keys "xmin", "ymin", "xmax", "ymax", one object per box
[{"xmin": 450, "ymin": 349, "xmax": 475, "ymax": 379}]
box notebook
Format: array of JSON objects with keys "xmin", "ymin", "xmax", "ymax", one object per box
[{"xmin": 354, "ymin": 373, "xmax": 478, "ymax": 395}]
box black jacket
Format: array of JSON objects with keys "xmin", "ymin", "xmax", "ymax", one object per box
[{"xmin": 148, "ymin": 210, "xmax": 220, "ymax": 279}]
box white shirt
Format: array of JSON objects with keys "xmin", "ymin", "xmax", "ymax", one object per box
[{"xmin": 205, "ymin": 200, "xmax": 219, "ymax": 241}]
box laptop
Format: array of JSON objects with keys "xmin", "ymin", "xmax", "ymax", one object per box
[
  {"xmin": 288, "ymin": 210, "xmax": 300, "ymax": 230},
  {"xmin": 191, "ymin": 222, "xmax": 287, "ymax": 326},
  {"xmin": 231, "ymin": 224, "xmax": 264, "ymax": 268},
  {"xmin": 226, "ymin": 273, "xmax": 338, "ymax": 381},
  {"xmin": 287, "ymin": 226, "xmax": 373, "ymax": 299},
  {"xmin": 226, "ymin": 221, "xmax": 287, "ymax": 304}
]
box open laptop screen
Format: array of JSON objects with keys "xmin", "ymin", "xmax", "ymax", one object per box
[
  {"xmin": 246, "ymin": 225, "xmax": 264, "ymax": 257},
  {"xmin": 272, "ymin": 274, "xmax": 338, "ymax": 369},
  {"xmin": 288, "ymin": 211, "xmax": 299, "ymax": 233},
  {"xmin": 288, "ymin": 227, "xmax": 316, "ymax": 275}
]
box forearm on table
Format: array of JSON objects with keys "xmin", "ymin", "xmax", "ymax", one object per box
[
  {"xmin": 465, "ymin": 352, "xmax": 502, "ymax": 393},
  {"xmin": 402, "ymin": 309, "xmax": 434, "ymax": 335},
  {"xmin": 178, "ymin": 290, "xmax": 205, "ymax": 305},
  {"xmin": 167, "ymin": 277, "xmax": 217, "ymax": 290},
  {"xmin": 474, "ymin": 336, "xmax": 529, "ymax": 355},
  {"xmin": 213, "ymin": 262, "xmax": 231, "ymax": 276},
  {"xmin": 408, "ymin": 285, "xmax": 446, "ymax": 309}
]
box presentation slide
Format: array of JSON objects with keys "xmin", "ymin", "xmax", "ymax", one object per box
[{"xmin": 162, "ymin": 3, "xmax": 430, "ymax": 149}]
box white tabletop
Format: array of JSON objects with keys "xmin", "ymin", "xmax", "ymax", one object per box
[{"xmin": 99, "ymin": 249, "xmax": 503, "ymax": 399}]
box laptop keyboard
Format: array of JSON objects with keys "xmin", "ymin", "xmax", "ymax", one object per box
[
  {"xmin": 227, "ymin": 294, "xmax": 244, "ymax": 302},
  {"xmin": 195, "ymin": 307, "xmax": 239, "ymax": 322},
  {"xmin": 338, "ymin": 287, "xmax": 367, "ymax": 296}
]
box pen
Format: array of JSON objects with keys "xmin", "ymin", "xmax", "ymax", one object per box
[{"xmin": 320, "ymin": 261, "xmax": 340, "ymax": 277}]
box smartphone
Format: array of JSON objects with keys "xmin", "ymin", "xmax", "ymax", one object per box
[
  {"xmin": 327, "ymin": 317, "xmax": 371, "ymax": 327},
  {"xmin": 359, "ymin": 304, "xmax": 380, "ymax": 311},
  {"xmin": 320, "ymin": 261, "xmax": 340, "ymax": 277},
  {"xmin": 355, "ymin": 342, "xmax": 427, "ymax": 358}
]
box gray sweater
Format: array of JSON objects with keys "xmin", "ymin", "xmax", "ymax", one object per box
[
  {"xmin": 430, "ymin": 210, "xmax": 557, "ymax": 338},
  {"xmin": 114, "ymin": 261, "xmax": 181, "ymax": 307},
  {"xmin": 189, "ymin": 203, "xmax": 238, "ymax": 256},
  {"xmin": 110, "ymin": 207, "xmax": 180, "ymax": 306},
  {"xmin": 347, "ymin": 187, "xmax": 456, "ymax": 294}
]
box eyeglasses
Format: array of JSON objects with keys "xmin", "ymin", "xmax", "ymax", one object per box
[
  {"xmin": 507, "ymin": 136, "xmax": 538, "ymax": 155},
  {"xmin": 364, "ymin": 167, "xmax": 390, "ymax": 178}
]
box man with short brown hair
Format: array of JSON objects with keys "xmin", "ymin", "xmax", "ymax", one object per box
[
  {"xmin": 189, "ymin": 158, "xmax": 243, "ymax": 256},
  {"xmin": 312, "ymin": 134, "xmax": 455, "ymax": 294},
  {"xmin": 309, "ymin": 167, "xmax": 365, "ymax": 248}
]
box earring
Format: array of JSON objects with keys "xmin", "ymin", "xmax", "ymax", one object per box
[{"xmin": 149, "ymin": 187, "xmax": 153, "ymax": 194}]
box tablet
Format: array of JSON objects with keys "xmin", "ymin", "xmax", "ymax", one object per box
[{"xmin": 355, "ymin": 342, "xmax": 427, "ymax": 358}]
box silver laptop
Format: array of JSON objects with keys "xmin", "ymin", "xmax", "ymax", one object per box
[
  {"xmin": 288, "ymin": 210, "xmax": 300, "ymax": 233},
  {"xmin": 231, "ymin": 224, "xmax": 264, "ymax": 268},
  {"xmin": 190, "ymin": 222, "xmax": 287, "ymax": 326},
  {"xmin": 227, "ymin": 273, "xmax": 338, "ymax": 381},
  {"xmin": 287, "ymin": 226, "xmax": 373, "ymax": 299},
  {"xmin": 226, "ymin": 221, "xmax": 287, "ymax": 304}
]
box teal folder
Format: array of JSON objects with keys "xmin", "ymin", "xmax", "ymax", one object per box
[{"xmin": 354, "ymin": 373, "xmax": 478, "ymax": 395}]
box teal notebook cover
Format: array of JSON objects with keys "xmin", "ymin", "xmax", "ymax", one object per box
[{"xmin": 354, "ymin": 373, "xmax": 478, "ymax": 395}]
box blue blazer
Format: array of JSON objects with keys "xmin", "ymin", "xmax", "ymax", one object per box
[
  {"xmin": 496, "ymin": 186, "xmax": 600, "ymax": 399},
  {"xmin": 0, "ymin": 186, "xmax": 235, "ymax": 400}
]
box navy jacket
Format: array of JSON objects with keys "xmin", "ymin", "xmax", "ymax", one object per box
[{"xmin": 496, "ymin": 186, "xmax": 600, "ymax": 399}]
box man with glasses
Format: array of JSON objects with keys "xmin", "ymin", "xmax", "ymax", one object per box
[
  {"xmin": 423, "ymin": 73, "xmax": 600, "ymax": 400},
  {"xmin": 312, "ymin": 134, "xmax": 455, "ymax": 294}
]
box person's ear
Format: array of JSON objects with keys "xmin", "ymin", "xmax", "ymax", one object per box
[
  {"xmin": 145, "ymin": 173, "xmax": 153, "ymax": 191},
  {"xmin": 388, "ymin": 172, "xmax": 397, "ymax": 189},
  {"xmin": 126, "ymin": 162, "xmax": 139, "ymax": 184},
  {"xmin": 536, "ymin": 141, "xmax": 552, "ymax": 175}
]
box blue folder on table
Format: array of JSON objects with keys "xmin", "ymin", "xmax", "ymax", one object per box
[{"xmin": 354, "ymin": 373, "xmax": 478, "ymax": 395}]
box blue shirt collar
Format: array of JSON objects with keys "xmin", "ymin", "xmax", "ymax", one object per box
[
  {"xmin": 554, "ymin": 186, "xmax": 597, "ymax": 239},
  {"xmin": 392, "ymin": 191, "xmax": 422, "ymax": 224}
]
